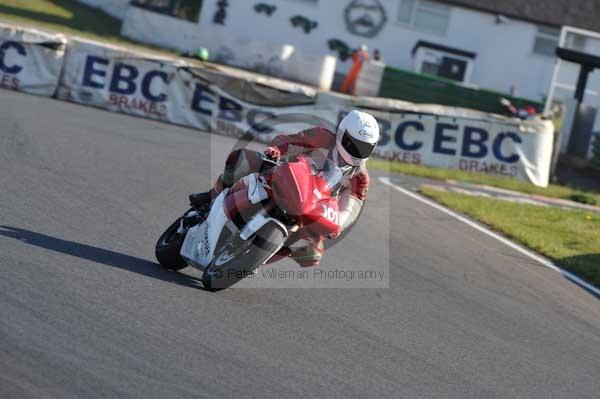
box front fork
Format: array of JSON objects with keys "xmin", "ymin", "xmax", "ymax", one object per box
[{"xmin": 177, "ymin": 209, "xmax": 203, "ymax": 234}]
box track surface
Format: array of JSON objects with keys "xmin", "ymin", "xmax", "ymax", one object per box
[{"xmin": 1, "ymin": 90, "xmax": 599, "ymax": 398}]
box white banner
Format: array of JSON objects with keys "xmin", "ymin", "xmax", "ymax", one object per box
[
  {"xmin": 376, "ymin": 113, "xmax": 554, "ymax": 186},
  {"xmin": 58, "ymin": 38, "xmax": 187, "ymax": 124},
  {"xmin": 0, "ymin": 23, "xmax": 66, "ymax": 97},
  {"xmin": 318, "ymin": 93, "xmax": 555, "ymax": 186},
  {"xmin": 57, "ymin": 38, "xmax": 554, "ymax": 186},
  {"xmin": 57, "ymin": 38, "xmax": 318, "ymax": 130}
]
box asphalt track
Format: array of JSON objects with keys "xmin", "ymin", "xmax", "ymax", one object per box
[{"xmin": 1, "ymin": 90, "xmax": 600, "ymax": 398}]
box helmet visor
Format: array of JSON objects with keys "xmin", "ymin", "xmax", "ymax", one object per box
[{"xmin": 342, "ymin": 130, "xmax": 376, "ymax": 159}]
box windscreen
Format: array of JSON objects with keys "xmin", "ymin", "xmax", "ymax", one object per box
[{"xmin": 316, "ymin": 159, "xmax": 343, "ymax": 193}]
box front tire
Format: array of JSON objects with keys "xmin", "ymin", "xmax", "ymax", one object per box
[
  {"xmin": 202, "ymin": 223, "xmax": 286, "ymax": 291},
  {"xmin": 155, "ymin": 217, "xmax": 188, "ymax": 271}
]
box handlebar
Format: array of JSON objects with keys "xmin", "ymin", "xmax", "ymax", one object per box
[{"xmin": 261, "ymin": 154, "xmax": 282, "ymax": 167}]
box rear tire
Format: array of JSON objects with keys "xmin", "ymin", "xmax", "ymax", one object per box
[
  {"xmin": 202, "ymin": 223, "xmax": 286, "ymax": 291},
  {"xmin": 155, "ymin": 218, "xmax": 188, "ymax": 271}
]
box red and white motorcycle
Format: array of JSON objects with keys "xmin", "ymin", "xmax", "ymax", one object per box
[{"xmin": 155, "ymin": 155, "xmax": 344, "ymax": 290}]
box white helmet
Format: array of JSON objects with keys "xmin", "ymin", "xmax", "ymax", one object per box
[{"xmin": 336, "ymin": 110, "xmax": 380, "ymax": 166}]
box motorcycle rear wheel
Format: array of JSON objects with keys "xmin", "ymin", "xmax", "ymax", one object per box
[{"xmin": 202, "ymin": 223, "xmax": 286, "ymax": 291}]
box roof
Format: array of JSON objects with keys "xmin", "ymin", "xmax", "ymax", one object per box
[
  {"xmin": 440, "ymin": 0, "xmax": 600, "ymax": 32},
  {"xmin": 412, "ymin": 40, "xmax": 477, "ymax": 58}
]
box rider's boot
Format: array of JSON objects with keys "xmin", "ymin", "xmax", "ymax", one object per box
[
  {"xmin": 189, "ymin": 189, "xmax": 217, "ymax": 208},
  {"xmin": 289, "ymin": 240, "xmax": 324, "ymax": 267},
  {"xmin": 189, "ymin": 176, "xmax": 226, "ymax": 208}
]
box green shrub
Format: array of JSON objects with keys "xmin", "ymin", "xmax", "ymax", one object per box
[{"xmin": 571, "ymin": 193, "xmax": 598, "ymax": 206}]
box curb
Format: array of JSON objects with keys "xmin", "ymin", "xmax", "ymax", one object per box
[{"xmin": 381, "ymin": 177, "xmax": 600, "ymax": 299}]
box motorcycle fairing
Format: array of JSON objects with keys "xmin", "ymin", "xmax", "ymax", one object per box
[
  {"xmin": 246, "ymin": 173, "xmax": 270, "ymax": 204},
  {"xmin": 180, "ymin": 189, "xmax": 231, "ymax": 270},
  {"xmin": 180, "ymin": 186, "xmax": 289, "ymax": 271},
  {"xmin": 270, "ymin": 158, "xmax": 341, "ymax": 240}
]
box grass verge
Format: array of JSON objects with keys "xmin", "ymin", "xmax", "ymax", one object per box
[
  {"xmin": 420, "ymin": 187, "xmax": 600, "ymax": 288},
  {"xmin": 0, "ymin": 0, "xmax": 175, "ymax": 55},
  {"xmin": 371, "ymin": 159, "xmax": 600, "ymax": 206}
]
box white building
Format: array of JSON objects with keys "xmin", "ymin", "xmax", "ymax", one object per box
[
  {"xmin": 169, "ymin": 0, "xmax": 597, "ymax": 103},
  {"xmin": 83, "ymin": 0, "xmax": 600, "ymax": 103}
]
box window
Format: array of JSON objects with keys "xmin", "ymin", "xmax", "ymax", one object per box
[
  {"xmin": 132, "ymin": 0, "xmax": 203, "ymax": 22},
  {"xmin": 533, "ymin": 26, "xmax": 560, "ymax": 56},
  {"xmin": 412, "ymin": 41, "xmax": 476, "ymax": 82},
  {"xmin": 566, "ymin": 33, "xmax": 587, "ymax": 51},
  {"xmin": 397, "ymin": 0, "xmax": 450, "ymax": 36}
]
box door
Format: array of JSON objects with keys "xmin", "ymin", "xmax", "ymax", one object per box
[{"xmin": 438, "ymin": 57, "xmax": 467, "ymax": 82}]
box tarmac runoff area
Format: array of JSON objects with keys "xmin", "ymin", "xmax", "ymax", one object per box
[{"xmin": 1, "ymin": 90, "xmax": 600, "ymax": 399}]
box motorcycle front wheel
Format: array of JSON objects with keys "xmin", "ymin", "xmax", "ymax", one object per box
[
  {"xmin": 155, "ymin": 217, "xmax": 188, "ymax": 271},
  {"xmin": 202, "ymin": 223, "xmax": 286, "ymax": 291}
]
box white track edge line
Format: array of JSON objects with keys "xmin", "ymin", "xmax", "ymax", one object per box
[{"xmin": 379, "ymin": 176, "xmax": 600, "ymax": 298}]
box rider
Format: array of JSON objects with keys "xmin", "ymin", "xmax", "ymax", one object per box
[{"xmin": 189, "ymin": 110, "xmax": 380, "ymax": 267}]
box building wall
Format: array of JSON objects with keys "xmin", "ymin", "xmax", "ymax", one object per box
[{"xmin": 195, "ymin": 0, "xmax": 560, "ymax": 101}]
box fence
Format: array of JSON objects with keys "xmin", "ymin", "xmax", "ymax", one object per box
[{"xmin": 378, "ymin": 66, "xmax": 543, "ymax": 116}]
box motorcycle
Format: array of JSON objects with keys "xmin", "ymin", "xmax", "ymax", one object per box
[{"xmin": 155, "ymin": 155, "xmax": 344, "ymax": 290}]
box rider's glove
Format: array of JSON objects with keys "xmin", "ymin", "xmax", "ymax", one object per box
[{"xmin": 263, "ymin": 146, "xmax": 281, "ymax": 162}]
